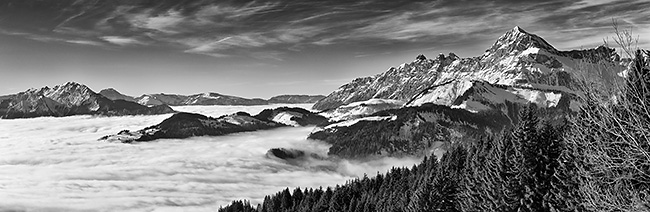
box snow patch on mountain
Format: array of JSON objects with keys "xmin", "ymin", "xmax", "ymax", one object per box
[
  {"xmin": 272, "ymin": 112, "xmax": 301, "ymax": 127},
  {"xmin": 327, "ymin": 115, "xmax": 396, "ymax": 129},
  {"xmin": 321, "ymin": 99, "xmax": 404, "ymax": 121},
  {"xmin": 431, "ymin": 81, "xmax": 570, "ymax": 113},
  {"xmin": 221, "ymin": 114, "xmax": 268, "ymax": 127},
  {"xmin": 311, "ymin": 115, "xmax": 397, "ymax": 134},
  {"xmin": 408, "ymin": 80, "xmax": 474, "ymax": 107}
]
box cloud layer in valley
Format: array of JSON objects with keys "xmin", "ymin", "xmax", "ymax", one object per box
[{"xmin": 0, "ymin": 105, "xmax": 421, "ymax": 211}]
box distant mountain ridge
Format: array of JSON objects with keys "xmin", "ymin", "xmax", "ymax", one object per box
[
  {"xmin": 99, "ymin": 88, "xmax": 325, "ymax": 106},
  {"xmin": 1, "ymin": 83, "xmax": 324, "ymax": 119},
  {"xmin": 0, "ymin": 82, "xmax": 174, "ymax": 119},
  {"xmin": 268, "ymin": 95, "xmax": 326, "ymax": 104},
  {"xmin": 99, "ymin": 88, "xmax": 136, "ymax": 102}
]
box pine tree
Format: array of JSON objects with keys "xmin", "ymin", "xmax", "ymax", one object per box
[
  {"xmin": 280, "ymin": 188, "xmax": 293, "ymax": 210},
  {"xmin": 535, "ymin": 122, "xmax": 564, "ymax": 211},
  {"xmin": 262, "ymin": 195, "xmax": 272, "ymax": 212},
  {"xmin": 407, "ymin": 178, "xmax": 434, "ymax": 212},
  {"xmin": 501, "ymin": 128, "xmax": 525, "ymax": 211},
  {"xmin": 459, "ymin": 136, "xmax": 503, "ymax": 211},
  {"xmin": 312, "ymin": 187, "xmax": 332, "ymax": 212},
  {"xmin": 328, "ymin": 186, "xmax": 346, "ymax": 212},
  {"xmin": 429, "ymin": 145, "xmax": 465, "ymax": 212},
  {"xmin": 293, "ymin": 187, "xmax": 304, "ymax": 210}
]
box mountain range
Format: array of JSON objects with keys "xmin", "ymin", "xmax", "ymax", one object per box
[
  {"xmin": 100, "ymin": 88, "xmax": 325, "ymax": 106},
  {"xmin": 0, "ymin": 84, "xmax": 325, "ymax": 119},
  {"xmin": 313, "ymin": 26, "xmax": 622, "ymax": 111},
  {"xmin": 308, "ymin": 26, "xmax": 627, "ymax": 158},
  {"xmin": 0, "ymin": 82, "xmax": 174, "ymax": 119}
]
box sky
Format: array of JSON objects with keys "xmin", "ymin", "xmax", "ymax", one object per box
[{"xmin": 1, "ymin": 0, "xmax": 649, "ymax": 98}]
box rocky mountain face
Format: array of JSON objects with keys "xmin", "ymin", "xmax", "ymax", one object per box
[
  {"xmin": 309, "ymin": 27, "xmax": 625, "ymax": 158},
  {"xmin": 100, "ymin": 107, "xmax": 327, "ymax": 143},
  {"xmin": 313, "ymin": 56, "xmax": 438, "ymax": 111},
  {"xmin": 313, "ymin": 26, "xmax": 623, "ymax": 111},
  {"xmin": 0, "ymin": 82, "xmax": 174, "ymax": 119}
]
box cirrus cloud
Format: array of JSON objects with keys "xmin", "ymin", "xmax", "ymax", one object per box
[{"xmin": 0, "ymin": 0, "xmax": 648, "ymax": 60}]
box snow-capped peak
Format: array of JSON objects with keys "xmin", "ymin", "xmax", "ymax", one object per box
[
  {"xmin": 487, "ymin": 26, "xmax": 557, "ymax": 55},
  {"xmin": 313, "ymin": 26, "xmax": 626, "ymax": 111},
  {"xmin": 42, "ymin": 82, "xmax": 97, "ymax": 106}
]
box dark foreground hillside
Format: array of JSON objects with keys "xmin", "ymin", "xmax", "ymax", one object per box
[{"xmin": 219, "ymin": 105, "xmax": 568, "ymax": 212}]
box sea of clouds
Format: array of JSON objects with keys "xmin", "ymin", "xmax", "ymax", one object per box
[{"xmin": 0, "ymin": 104, "xmax": 421, "ymax": 211}]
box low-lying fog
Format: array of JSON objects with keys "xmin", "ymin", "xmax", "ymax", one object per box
[{"xmin": 0, "ymin": 104, "xmax": 421, "ymax": 211}]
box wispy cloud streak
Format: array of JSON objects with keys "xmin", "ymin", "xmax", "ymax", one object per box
[{"xmin": 0, "ymin": 0, "xmax": 648, "ymax": 59}]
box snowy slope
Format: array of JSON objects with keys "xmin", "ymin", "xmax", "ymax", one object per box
[
  {"xmin": 445, "ymin": 81, "xmax": 573, "ymax": 115},
  {"xmin": 320, "ymin": 98, "xmax": 405, "ymax": 121},
  {"xmin": 272, "ymin": 112, "xmax": 301, "ymax": 126}
]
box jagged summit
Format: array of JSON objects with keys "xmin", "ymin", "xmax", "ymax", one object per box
[
  {"xmin": 487, "ymin": 26, "xmax": 558, "ymax": 55},
  {"xmin": 53, "ymin": 81, "xmax": 92, "ymax": 91}
]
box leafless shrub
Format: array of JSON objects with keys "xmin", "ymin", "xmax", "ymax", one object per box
[{"xmin": 564, "ymin": 21, "xmax": 650, "ymax": 212}]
